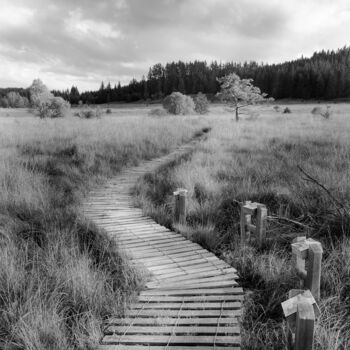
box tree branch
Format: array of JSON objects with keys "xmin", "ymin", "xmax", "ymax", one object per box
[{"xmin": 297, "ymin": 165, "xmax": 347, "ymax": 215}]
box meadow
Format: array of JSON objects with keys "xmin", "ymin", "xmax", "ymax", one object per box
[
  {"xmin": 133, "ymin": 102, "xmax": 350, "ymax": 349},
  {"xmin": 0, "ymin": 107, "xmax": 208, "ymax": 349}
]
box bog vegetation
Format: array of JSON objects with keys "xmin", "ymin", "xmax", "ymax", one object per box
[
  {"xmin": 0, "ymin": 111, "xmax": 208, "ymax": 349},
  {"xmin": 133, "ymin": 103, "xmax": 350, "ymax": 349}
]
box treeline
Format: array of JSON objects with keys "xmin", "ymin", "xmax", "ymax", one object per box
[
  {"xmin": 2, "ymin": 46, "xmax": 350, "ymax": 107},
  {"xmin": 0, "ymin": 88, "xmax": 30, "ymax": 108}
]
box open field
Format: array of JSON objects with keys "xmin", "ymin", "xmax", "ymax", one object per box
[
  {"xmin": 0, "ymin": 108, "xmax": 209, "ymax": 349},
  {"xmin": 133, "ymin": 102, "xmax": 350, "ymax": 349},
  {"xmin": 1, "ymin": 102, "xmax": 350, "ymax": 349}
]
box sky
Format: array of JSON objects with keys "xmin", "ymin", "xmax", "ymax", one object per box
[{"xmin": 0, "ymin": 0, "xmax": 349, "ymax": 91}]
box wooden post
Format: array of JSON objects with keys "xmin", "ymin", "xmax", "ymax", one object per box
[
  {"xmin": 295, "ymin": 299, "xmax": 315, "ymax": 350},
  {"xmin": 292, "ymin": 236, "xmax": 307, "ymax": 289},
  {"xmin": 173, "ymin": 188, "xmax": 187, "ymax": 225},
  {"xmin": 281, "ymin": 290, "xmax": 318, "ymax": 350},
  {"xmin": 256, "ymin": 204, "xmax": 267, "ymax": 247},
  {"xmin": 306, "ymin": 241, "xmax": 323, "ymax": 302},
  {"xmin": 240, "ymin": 201, "xmax": 267, "ymax": 246},
  {"xmin": 291, "ymin": 237, "xmax": 323, "ymax": 301},
  {"xmin": 240, "ymin": 200, "xmax": 251, "ymax": 245}
]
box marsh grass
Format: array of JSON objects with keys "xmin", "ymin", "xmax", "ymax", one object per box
[
  {"xmin": 0, "ymin": 110, "xmax": 208, "ymax": 349},
  {"xmin": 133, "ymin": 103, "xmax": 350, "ymax": 349}
]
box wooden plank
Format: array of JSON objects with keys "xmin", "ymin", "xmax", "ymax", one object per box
[
  {"xmin": 147, "ymin": 274, "xmax": 239, "ymax": 288},
  {"xmin": 106, "ymin": 317, "xmax": 239, "ymax": 326},
  {"xmin": 148, "ymin": 280, "xmax": 238, "ymax": 290},
  {"xmin": 130, "ymin": 249, "xmax": 212, "ymax": 261},
  {"xmin": 138, "ymin": 295, "xmax": 243, "ymax": 302},
  {"xmin": 140, "ymin": 287, "xmax": 243, "ymax": 296},
  {"xmin": 146, "ymin": 256, "xmax": 218, "ymax": 270},
  {"xmin": 102, "ymin": 334, "xmax": 241, "ymax": 345},
  {"xmin": 126, "ymin": 241, "xmax": 199, "ymax": 252},
  {"xmin": 98, "ymin": 346, "xmax": 240, "ymax": 350},
  {"xmin": 153, "ymin": 266, "xmax": 235, "ymax": 280},
  {"xmin": 118, "ymin": 236, "xmax": 186, "ymax": 245},
  {"xmin": 131, "ymin": 301, "xmax": 241, "ymax": 309},
  {"xmin": 126, "ymin": 309, "xmax": 241, "ymax": 318},
  {"xmin": 105, "ymin": 325, "xmax": 240, "ymax": 335},
  {"xmin": 149, "ymin": 260, "xmax": 229, "ymax": 274},
  {"xmin": 134, "ymin": 252, "xmax": 216, "ymax": 267}
]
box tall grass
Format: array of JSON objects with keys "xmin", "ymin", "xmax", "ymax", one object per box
[
  {"xmin": 0, "ymin": 110, "xmax": 208, "ymax": 349},
  {"xmin": 133, "ymin": 104, "xmax": 350, "ymax": 349}
]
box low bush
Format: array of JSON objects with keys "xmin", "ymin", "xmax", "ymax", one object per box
[
  {"xmin": 162, "ymin": 92, "xmax": 195, "ymax": 115},
  {"xmin": 312, "ymin": 106, "xmax": 332, "ymax": 119},
  {"xmin": 194, "ymin": 92, "xmax": 209, "ymax": 114},
  {"xmin": 75, "ymin": 107, "xmax": 102, "ymax": 119},
  {"xmin": 283, "ymin": 107, "xmax": 291, "ymax": 113},
  {"xmin": 106, "ymin": 108, "xmax": 112, "ymax": 114},
  {"xmin": 148, "ymin": 107, "xmax": 168, "ymax": 117},
  {"xmin": 273, "ymin": 105, "xmax": 280, "ymax": 112},
  {"xmin": 37, "ymin": 96, "xmax": 70, "ymax": 118}
]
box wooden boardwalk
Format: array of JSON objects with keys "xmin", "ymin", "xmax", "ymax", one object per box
[{"xmin": 83, "ymin": 141, "xmax": 243, "ymax": 350}]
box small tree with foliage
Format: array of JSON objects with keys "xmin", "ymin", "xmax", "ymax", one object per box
[
  {"xmin": 162, "ymin": 92, "xmax": 194, "ymax": 115},
  {"xmin": 29, "ymin": 79, "xmax": 70, "ymax": 118},
  {"xmin": 194, "ymin": 92, "xmax": 209, "ymax": 114},
  {"xmin": 217, "ymin": 73, "xmax": 273, "ymax": 121}
]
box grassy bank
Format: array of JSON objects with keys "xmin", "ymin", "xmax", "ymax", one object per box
[
  {"xmin": 0, "ymin": 110, "xmax": 208, "ymax": 349},
  {"xmin": 133, "ymin": 103, "xmax": 350, "ymax": 349}
]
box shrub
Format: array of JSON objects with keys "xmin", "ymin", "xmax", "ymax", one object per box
[
  {"xmin": 37, "ymin": 97, "xmax": 70, "ymax": 119},
  {"xmin": 106, "ymin": 108, "xmax": 112, "ymax": 114},
  {"xmin": 148, "ymin": 107, "xmax": 168, "ymax": 117},
  {"xmin": 75, "ymin": 107, "xmax": 102, "ymax": 119},
  {"xmin": 162, "ymin": 92, "xmax": 195, "ymax": 115},
  {"xmin": 283, "ymin": 107, "xmax": 291, "ymax": 114},
  {"xmin": 273, "ymin": 105, "xmax": 280, "ymax": 112},
  {"xmin": 311, "ymin": 106, "xmax": 322, "ymax": 115},
  {"xmin": 312, "ymin": 106, "xmax": 332, "ymax": 119},
  {"xmin": 194, "ymin": 92, "xmax": 209, "ymax": 114}
]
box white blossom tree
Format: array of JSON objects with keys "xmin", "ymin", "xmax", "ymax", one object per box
[
  {"xmin": 29, "ymin": 79, "xmax": 70, "ymax": 118},
  {"xmin": 217, "ymin": 73, "xmax": 273, "ymax": 121}
]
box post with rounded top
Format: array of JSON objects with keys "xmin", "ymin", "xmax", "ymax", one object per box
[{"xmin": 173, "ymin": 188, "xmax": 188, "ymax": 225}]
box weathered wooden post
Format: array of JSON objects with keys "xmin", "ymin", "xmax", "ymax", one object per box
[
  {"xmin": 173, "ymin": 188, "xmax": 187, "ymax": 225},
  {"xmin": 256, "ymin": 204, "xmax": 267, "ymax": 247},
  {"xmin": 295, "ymin": 299, "xmax": 315, "ymax": 350},
  {"xmin": 240, "ymin": 200, "xmax": 251, "ymax": 245},
  {"xmin": 282, "ymin": 290, "xmax": 318, "ymax": 350},
  {"xmin": 291, "ymin": 237, "xmax": 323, "ymax": 301},
  {"xmin": 240, "ymin": 201, "xmax": 267, "ymax": 247},
  {"xmin": 306, "ymin": 241, "xmax": 323, "ymax": 302}
]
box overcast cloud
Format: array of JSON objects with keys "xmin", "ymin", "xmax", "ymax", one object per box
[{"xmin": 0, "ymin": 0, "xmax": 349, "ymax": 91}]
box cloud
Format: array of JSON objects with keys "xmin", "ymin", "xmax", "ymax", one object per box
[{"xmin": 0, "ymin": 0, "xmax": 349, "ymax": 90}]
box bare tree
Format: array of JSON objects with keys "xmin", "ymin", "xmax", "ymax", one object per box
[{"xmin": 217, "ymin": 73, "xmax": 273, "ymax": 121}]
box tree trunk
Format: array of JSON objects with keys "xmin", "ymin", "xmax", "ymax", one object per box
[{"xmin": 235, "ymin": 107, "xmax": 239, "ymax": 122}]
